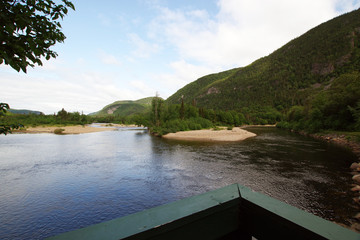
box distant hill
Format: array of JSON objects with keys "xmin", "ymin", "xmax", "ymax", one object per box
[
  {"xmin": 166, "ymin": 9, "xmax": 360, "ymax": 111},
  {"xmin": 8, "ymin": 109, "xmax": 43, "ymax": 115},
  {"xmin": 91, "ymin": 97, "xmax": 157, "ymax": 116}
]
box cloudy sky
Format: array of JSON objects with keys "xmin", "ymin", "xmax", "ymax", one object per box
[{"xmin": 1, "ymin": 0, "xmax": 359, "ymax": 114}]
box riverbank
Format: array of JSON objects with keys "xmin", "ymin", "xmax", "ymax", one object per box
[
  {"xmin": 296, "ymin": 131, "xmax": 360, "ymax": 231},
  {"xmin": 162, "ymin": 127, "xmax": 256, "ymax": 142},
  {"xmin": 309, "ymin": 133, "xmax": 360, "ymax": 160},
  {"xmin": 99, "ymin": 123, "xmax": 141, "ymax": 128},
  {"xmin": 15, "ymin": 124, "xmax": 117, "ymax": 134}
]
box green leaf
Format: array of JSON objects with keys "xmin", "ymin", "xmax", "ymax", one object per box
[
  {"xmin": 11, "ymin": 63, "xmax": 21, "ymax": 72},
  {"xmin": 20, "ymin": 64, "xmax": 27, "ymax": 73},
  {"xmin": 1, "ymin": 0, "xmax": 75, "ymax": 73}
]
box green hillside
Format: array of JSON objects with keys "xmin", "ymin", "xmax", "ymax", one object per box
[
  {"xmin": 166, "ymin": 9, "xmax": 360, "ymax": 112},
  {"xmin": 8, "ymin": 109, "xmax": 43, "ymax": 115},
  {"xmin": 93, "ymin": 97, "xmax": 156, "ymax": 117}
]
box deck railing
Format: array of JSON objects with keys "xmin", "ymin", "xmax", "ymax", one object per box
[{"xmin": 47, "ymin": 183, "xmax": 359, "ymax": 240}]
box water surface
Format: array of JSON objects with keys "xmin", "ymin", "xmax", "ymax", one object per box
[{"xmin": 0, "ymin": 126, "xmax": 357, "ymax": 239}]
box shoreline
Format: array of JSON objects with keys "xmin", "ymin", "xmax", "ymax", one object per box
[
  {"xmin": 288, "ymin": 130, "xmax": 360, "ymax": 231},
  {"xmin": 14, "ymin": 124, "xmax": 117, "ymax": 134},
  {"xmin": 310, "ymin": 133, "xmax": 360, "ymax": 161},
  {"xmin": 162, "ymin": 127, "xmax": 256, "ymax": 142}
]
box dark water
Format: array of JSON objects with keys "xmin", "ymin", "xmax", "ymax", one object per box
[{"xmin": 0, "ymin": 126, "xmax": 358, "ymax": 239}]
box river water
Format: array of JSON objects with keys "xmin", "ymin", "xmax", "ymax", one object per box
[{"xmin": 0, "ymin": 126, "xmax": 358, "ymax": 239}]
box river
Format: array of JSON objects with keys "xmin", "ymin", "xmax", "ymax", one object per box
[{"xmin": 0, "ymin": 126, "xmax": 358, "ymax": 239}]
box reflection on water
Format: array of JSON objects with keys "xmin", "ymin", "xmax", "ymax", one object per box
[{"xmin": 0, "ymin": 126, "xmax": 358, "ymax": 239}]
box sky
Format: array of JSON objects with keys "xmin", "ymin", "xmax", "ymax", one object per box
[{"xmin": 1, "ymin": 0, "xmax": 360, "ymax": 114}]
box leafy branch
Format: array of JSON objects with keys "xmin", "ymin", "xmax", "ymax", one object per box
[{"xmin": 0, "ymin": 0, "xmax": 75, "ymax": 72}]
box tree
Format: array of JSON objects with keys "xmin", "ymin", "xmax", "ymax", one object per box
[
  {"xmin": 0, "ymin": 0, "xmax": 75, "ymax": 73},
  {"xmin": 0, "ymin": 103, "xmax": 22, "ymax": 135},
  {"xmin": 348, "ymin": 101, "xmax": 360, "ymax": 130},
  {"xmin": 180, "ymin": 95, "xmax": 185, "ymax": 120},
  {"xmin": 151, "ymin": 94, "xmax": 164, "ymax": 127},
  {"xmin": 0, "ymin": 103, "xmax": 9, "ymax": 116},
  {"xmin": 0, "ymin": 0, "xmax": 74, "ymax": 134},
  {"xmin": 57, "ymin": 108, "xmax": 68, "ymax": 120}
]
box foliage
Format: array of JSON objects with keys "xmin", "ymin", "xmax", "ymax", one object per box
[
  {"xmin": 151, "ymin": 117, "xmax": 213, "ymax": 136},
  {"xmin": 144, "ymin": 99, "xmax": 283, "ymax": 136},
  {"xmin": 0, "ymin": 103, "xmax": 22, "ymax": 134},
  {"xmin": 212, "ymin": 126, "xmax": 222, "ymax": 131},
  {"xmin": 0, "ymin": 0, "xmax": 74, "ymax": 135},
  {"xmin": 0, "ymin": 103, "xmax": 9, "ymax": 116},
  {"xmin": 167, "ymin": 68, "xmax": 239, "ymax": 105},
  {"xmin": 92, "ymin": 97, "xmax": 156, "ymax": 117},
  {"xmin": 0, "ymin": 0, "xmax": 75, "ymax": 72},
  {"xmin": 0, "ymin": 108, "xmax": 91, "ymax": 128},
  {"xmin": 348, "ymin": 101, "xmax": 360, "ymax": 130},
  {"xmin": 8, "ymin": 109, "xmax": 43, "ymax": 115},
  {"xmin": 166, "ymin": 9, "xmax": 360, "ymax": 126},
  {"xmin": 54, "ymin": 128, "xmax": 64, "ymax": 134},
  {"xmin": 277, "ymin": 72, "xmax": 360, "ymax": 133}
]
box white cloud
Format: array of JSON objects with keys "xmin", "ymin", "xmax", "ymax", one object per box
[
  {"xmin": 0, "ymin": 65, "xmax": 145, "ymax": 114},
  {"xmin": 130, "ymin": 80, "xmax": 156, "ymax": 96},
  {"xmin": 144, "ymin": 0, "xmax": 360, "ymax": 98},
  {"xmin": 99, "ymin": 50, "xmax": 122, "ymax": 66},
  {"xmin": 2, "ymin": 0, "xmax": 359, "ymax": 114},
  {"xmin": 149, "ymin": 0, "xmax": 357, "ymax": 69},
  {"xmin": 127, "ymin": 33, "xmax": 159, "ymax": 59},
  {"xmin": 152, "ymin": 60, "xmax": 215, "ymax": 98}
]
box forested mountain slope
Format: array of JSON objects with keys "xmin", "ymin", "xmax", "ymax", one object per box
[
  {"xmin": 92, "ymin": 97, "xmax": 156, "ymax": 117},
  {"xmin": 166, "ymin": 9, "xmax": 360, "ymax": 112}
]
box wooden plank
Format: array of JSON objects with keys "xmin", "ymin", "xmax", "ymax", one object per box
[
  {"xmin": 47, "ymin": 184, "xmax": 243, "ymax": 240},
  {"xmin": 48, "ymin": 184, "xmax": 359, "ymax": 240},
  {"xmin": 238, "ymin": 185, "xmax": 360, "ymax": 240}
]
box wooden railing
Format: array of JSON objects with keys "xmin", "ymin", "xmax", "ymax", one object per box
[{"xmin": 47, "ymin": 184, "xmax": 359, "ymax": 240}]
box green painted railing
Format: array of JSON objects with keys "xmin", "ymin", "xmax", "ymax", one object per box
[{"xmin": 47, "ymin": 184, "xmax": 359, "ymax": 240}]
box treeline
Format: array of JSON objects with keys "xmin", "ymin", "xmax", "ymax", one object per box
[
  {"xmin": 277, "ymin": 72, "xmax": 360, "ymax": 133},
  {"xmin": 91, "ymin": 114, "xmax": 146, "ymax": 126},
  {"xmin": 0, "ymin": 108, "xmax": 92, "ymax": 127},
  {"xmin": 144, "ymin": 97, "xmax": 283, "ymax": 136},
  {"xmin": 0, "ymin": 107, "xmax": 148, "ymax": 130},
  {"xmin": 3, "ymin": 70, "xmax": 359, "ymax": 137},
  {"xmin": 0, "ymin": 101, "xmax": 284, "ymax": 136}
]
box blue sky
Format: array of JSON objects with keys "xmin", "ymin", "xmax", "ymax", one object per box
[{"xmin": 1, "ymin": 0, "xmax": 360, "ymax": 114}]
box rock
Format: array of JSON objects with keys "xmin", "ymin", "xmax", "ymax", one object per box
[
  {"xmin": 354, "ymin": 213, "xmax": 360, "ymax": 220},
  {"xmin": 351, "ymin": 223, "xmax": 360, "ymax": 232},
  {"xmin": 351, "ymin": 185, "xmax": 360, "ymax": 191},
  {"xmin": 350, "ymin": 162, "xmax": 360, "ymax": 170},
  {"xmin": 353, "ymin": 197, "xmax": 360, "ymax": 204},
  {"xmin": 353, "ymin": 175, "xmax": 360, "ymax": 183}
]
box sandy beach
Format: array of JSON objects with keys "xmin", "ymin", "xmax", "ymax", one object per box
[
  {"xmin": 162, "ymin": 127, "xmax": 256, "ymax": 142},
  {"xmin": 16, "ymin": 125, "xmax": 117, "ymax": 134},
  {"xmin": 99, "ymin": 123, "xmax": 141, "ymax": 128}
]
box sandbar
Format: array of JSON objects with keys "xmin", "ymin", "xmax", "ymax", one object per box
[
  {"xmin": 162, "ymin": 127, "xmax": 256, "ymax": 142},
  {"xmin": 16, "ymin": 125, "xmax": 117, "ymax": 134}
]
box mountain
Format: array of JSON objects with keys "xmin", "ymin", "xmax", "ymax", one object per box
[
  {"xmin": 91, "ymin": 97, "xmax": 156, "ymax": 116},
  {"xmin": 166, "ymin": 9, "xmax": 360, "ymax": 112},
  {"xmin": 8, "ymin": 109, "xmax": 43, "ymax": 115}
]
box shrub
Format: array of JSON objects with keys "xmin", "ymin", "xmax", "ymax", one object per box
[
  {"xmin": 213, "ymin": 126, "xmax": 222, "ymax": 131},
  {"xmin": 54, "ymin": 128, "xmax": 65, "ymax": 134}
]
